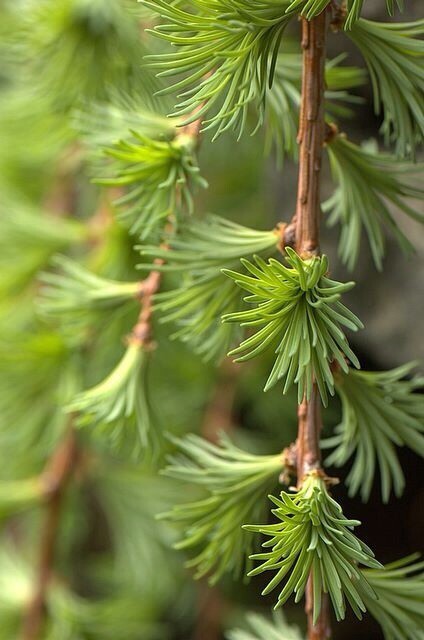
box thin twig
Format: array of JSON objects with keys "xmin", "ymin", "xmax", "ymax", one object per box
[
  {"xmin": 128, "ymin": 111, "xmax": 204, "ymax": 348},
  {"xmin": 294, "ymin": 9, "xmax": 331, "ymax": 640}
]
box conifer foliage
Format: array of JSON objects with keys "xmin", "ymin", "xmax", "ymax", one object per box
[{"xmin": 0, "ymin": 1, "xmax": 423, "ymax": 640}]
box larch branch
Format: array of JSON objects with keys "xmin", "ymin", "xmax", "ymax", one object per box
[{"xmin": 294, "ymin": 9, "xmax": 331, "ymax": 640}]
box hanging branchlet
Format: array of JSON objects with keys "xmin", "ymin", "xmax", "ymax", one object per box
[
  {"xmin": 96, "ymin": 128, "xmax": 207, "ymax": 238},
  {"xmin": 142, "ymin": 0, "xmax": 296, "ymax": 139},
  {"xmin": 138, "ymin": 215, "xmax": 279, "ymax": 361},
  {"xmin": 67, "ymin": 342, "xmax": 154, "ymax": 455},
  {"xmin": 159, "ymin": 433, "xmax": 285, "ymax": 584},
  {"xmin": 322, "ymin": 362, "xmax": 424, "ymax": 503},
  {"xmin": 223, "ymin": 248, "xmax": 362, "ymax": 405},
  {"xmin": 324, "ymin": 134, "xmax": 424, "ymax": 270},
  {"xmin": 39, "ymin": 255, "xmax": 141, "ymax": 323},
  {"xmin": 245, "ymin": 472, "xmax": 381, "ymax": 623},
  {"xmin": 65, "ymin": 257, "xmax": 165, "ymax": 455},
  {"xmin": 360, "ymin": 554, "xmax": 424, "ymax": 640},
  {"xmin": 20, "ymin": 0, "xmax": 159, "ymax": 112},
  {"xmin": 347, "ymin": 18, "xmax": 424, "ymax": 157}
]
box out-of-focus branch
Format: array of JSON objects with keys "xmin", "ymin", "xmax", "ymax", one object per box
[{"xmin": 20, "ymin": 427, "xmax": 78, "ymax": 640}]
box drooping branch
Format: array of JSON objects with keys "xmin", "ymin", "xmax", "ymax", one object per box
[
  {"xmin": 294, "ymin": 10, "xmax": 330, "ymax": 640},
  {"xmin": 129, "ymin": 111, "xmax": 204, "ymax": 348},
  {"xmin": 20, "ymin": 427, "xmax": 78, "ymax": 640}
]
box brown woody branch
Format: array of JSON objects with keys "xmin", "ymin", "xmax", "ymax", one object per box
[
  {"xmin": 20, "ymin": 427, "xmax": 78, "ymax": 640},
  {"xmin": 294, "ymin": 10, "xmax": 331, "ymax": 640},
  {"xmin": 129, "ymin": 265, "xmax": 163, "ymax": 348}
]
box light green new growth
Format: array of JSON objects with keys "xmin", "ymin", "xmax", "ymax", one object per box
[
  {"xmin": 223, "ymin": 248, "xmax": 362, "ymax": 405},
  {"xmin": 21, "ymin": 0, "xmax": 158, "ymax": 111},
  {"xmin": 160, "ymin": 433, "xmax": 283, "ymax": 584},
  {"xmin": 324, "ymin": 135, "xmax": 424, "ymax": 270},
  {"xmin": 68, "ymin": 343, "xmax": 154, "ymax": 455},
  {"xmin": 96, "ymin": 130, "xmax": 207, "ymax": 237},
  {"xmin": 347, "ymin": 19, "xmax": 424, "ymax": 156},
  {"xmin": 245, "ymin": 473, "xmax": 381, "ymax": 623},
  {"xmin": 323, "ymin": 363, "xmax": 424, "ymax": 502},
  {"xmin": 143, "ymin": 0, "xmax": 295, "ymax": 139},
  {"xmin": 139, "ymin": 215, "xmax": 279, "ymax": 360},
  {"xmin": 39, "ymin": 255, "xmax": 140, "ymax": 321},
  {"xmin": 0, "ymin": 200, "xmax": 87, "ymax": 295}
]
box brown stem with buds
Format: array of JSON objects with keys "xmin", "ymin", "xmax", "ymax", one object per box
[
  {"xmin": 20, "ymin": 428, "xmax": 78, "ymax": 640},
  {"xmin": 295, "ymin": 11, "xmax": 327, "ymax": 258},
  {"xmin": 294, "ymin": 10, "xmax": 331, "ymax": 640}
]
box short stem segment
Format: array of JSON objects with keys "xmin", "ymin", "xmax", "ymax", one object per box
[
  {"xmin": 294, "ymin": 10, "xmax": 331, "ymax": 640},
  {"xmin": 295, "ymin": 11, "xmax": 327, "ymax": 258}
]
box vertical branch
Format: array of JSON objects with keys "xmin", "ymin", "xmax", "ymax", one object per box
[
  {"xmin": 295, "ymin": 11, "xmax": 327, "ymax": 258},
  {"xmin": 294, "ymin": 10, "xmax": 331, "ymax": 640},
  {"xmin": 20, "ymin": 427, "xmax": 78, "ymax": 640}
]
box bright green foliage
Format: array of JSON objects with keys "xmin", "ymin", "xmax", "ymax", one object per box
[
  {"xmin": 245, "ymin": 473, "xmax": 381, "ymax": 622},
  {"xmin": 39, "ymin": 255, "xmax": 140, "ymax": 324},
  {"xmin": 344, "ymin": 1, "xmax": 404, "ymax": 29},
  {"xmin": 0, "ymin": 331, "xmax": 74, "ymax": 470},
  {"xmin": 360, "ymin": 555, "xmax": 424, "ymax": 640},
  {"xmin": 0, "ymin": 545, "xmax": 166, "ymax": 640},
  {"xmin": 160, "ymin": 434, "xmax": 283, "ymax": 584},
  {"xmin": 323, "ymin": 363, "xmax": 424, "ymax": 503},
  {"xmin": 97, "ymin": 130, "xmax": 207, "ymax": 238},
  {"xmin": 45, "ymin": 589, "xmax": 165, "ymax": 640},
  {"xmin": 324, "ymin": 136, "xmax": 424, "ymax": 270},
  {"xmin": 76, "ymin": 101, "xmax": 176, "ymax": 152},
  {"xmin": 140, "ymin": 215, "xmax": 278, "ymax": 273},
  {"xmin": 68, "ymin": 343, "xmax": 155, "ymax": 455},
  {"xmin": 94, "ymin": 465, "xmax": 185, "ymax": 598},
  {"xmin": 139, "ymin": 215, "xmax": 278, "ymax": 360},
  {"xmin": 226, "ymin": 611, "xmax": 302, "ymax": 640},
  {"xmin": 285, "ymin": 0, "xmax": 402, "ymax": 25},
  {"xmin": 0, "ymin": 200, "xmax": 87, "ymax": 295},
  {"xmin": 347, "ymin": 19, "xmax": 424, "ymax": 157},
  {"xmin": 285, "ymin": 0, "xmax": 332, "ymax": 19},
  {"xmin": 223, "ymin": 248, "xmax": 362, "ymax": 405},
  {"xmin": 21, "ymin": 0, "xmax": 158, "ymax": 111},
  {"xmin": 143, "ymin": 0, "xmax": 295, "ymax": 139}
]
